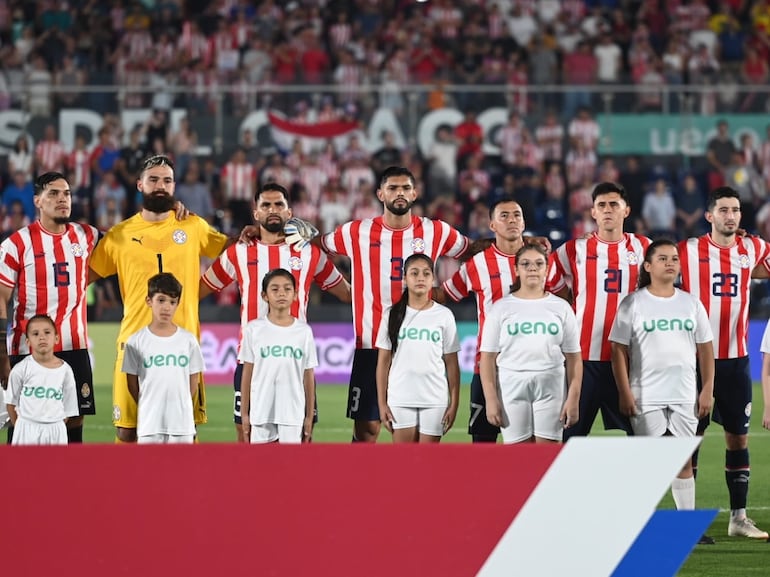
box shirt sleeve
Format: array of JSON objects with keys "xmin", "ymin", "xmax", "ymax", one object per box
[
  {"xmin": 693, "ymin": 299, "xmax": 714, "ymax": 344},
  {"xmin": 89, "ymin": 230, "xmax": 117, "ymax": 278},
  {"xmin": 188, "ymin": 336, "xmax": 206, "ymax": 374},
  {"xmin": 6, "ymin": 364, "xmax": 22, "ymax": 406},
  {"xmin": 760, "ymin": 319, "xmax": 770, "ymax": 354},
  {"xmin": 312, "ymin": 248, "xmax": 344, "ymax": 291},
  {"xmin": 321, "ymin": 223, "xmax": 350, "ymax": 257},
  {"xmin": 62, "ymin": 366, "xmax": 79, "ymax": 418},
  {"xmin": 442, "ymin": 263, "xmax": 472, "ymax": 302},
  {"xmin": 442, "ymin": 309, "xmax": 461, "ymax": 354},
  {"xmin": 438, "ymin": 220, "xmax": 469, "ymax": 259},
  {"xmin": 198, "ymin": 216, "xmax": 228, "ymax": 260},
  {"xmin": 238, "ymin": 325, "xmax": 255, "ymax": 364},
  {"xmin": 303, "ymin": 327, "xmax": 319, "ymax": 370},
  {"xmin": 201, "ymin": 245, "xmax": 237, "ymax": 292},
  {"xmin": 374, "ymin": 311, "xmax": 392, "ymax": 350},
  {"xmin": 479, "ymin": 305, "xmax": 501, "ymax": 353},
  {"xmin": 545, "ymin": 245, "xmax": 567, "ymax": 293},
  {"xmin": 121, "ymin": 339, "xmax": 140, "ymax": 375},
  {"xmin": 560, "ymin": 304, "xmax": 582, "ymax": 354},
  {"xmin": 609, "ymin": 295, "xmax": 633, "ymax": 345},
  {"xmin": 0, "ymin": 236, "xmax": 20, "ymax": 288}
]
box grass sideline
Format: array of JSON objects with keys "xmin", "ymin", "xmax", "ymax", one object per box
[{"xmin": 80, "ymin": 382, "xmax": 769, "ymax": 576}]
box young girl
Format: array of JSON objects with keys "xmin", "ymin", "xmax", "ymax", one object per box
[
  {"xmin": 240, "ymin": 268, "xmax": 317, "ymax": 444},
  {"xmin": 376, "ymin": 254, "xmax": 460, "ymax": 443},
  {"xmin": 610, "ymin": 239, "xmax": 714, "ymax": 513},
  {"xmin": 5, "ymin": 315, "xmax": 78, "ymax": 445},
  {"xmin": 479, "ymin": 244, "xmax": 582, "ymax": 444}
]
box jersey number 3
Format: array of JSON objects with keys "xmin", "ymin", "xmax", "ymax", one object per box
[
  {"xmin": 712, "ymin": 272, "xmax": 738, "ymax": 297},
  {"xmin": 52, "ymin": 262, "xmax": 70, "ymax": 287}
]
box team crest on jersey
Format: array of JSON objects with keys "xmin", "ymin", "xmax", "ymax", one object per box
[
  {"xmin": 288, "ymin": 256, "xmax": 303, "ymax": 270},
  {"xmin": 626, "ymin": 251, "xmax": 639, "ymax": 265},
  {"xmin": 70, "ymin": 243, "xmax": 84, "ymax": 257},
  {"xmin": 411, "ymin": 238, "xmax": 426, "ymax": 253},
  {"xmin": 745, "ymin": 402, "xmax": 752, "ymax": 417},
  {"xmin": 739, "ymin": 254, "xmax": 750, "ymax": 269},
  {"xmin": 112, "ymin": 404, "xmax": 121, "ymax": 421},
  {"xmin": 172, "ymin": 229, "xmax": 188, "ymax": 244},
  {"xmin": 81, "ymin": 383, "xmax": 90, "ymax": 398}
]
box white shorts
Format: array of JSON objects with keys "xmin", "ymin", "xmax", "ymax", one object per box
[
  {"xmin": 630, "ymin": 404, "xmax": 698, "ymax": 438},
  {"xmin": 12, "ymin": 417, "xmax": 67, "ymax": 445},
  {"xmin": 499, "ymin": 368, "xmax": 565, "ymax": 444},
  {"xmin": 250, "ymin": 423, "xmax": 302, "ymax": 444},
  {"xmin": 138, "ymin": 434, "xmax": 195, "ymax": 444},
  {"xmin": 390, "ymin": 406, "xmax": 445, "ymax": 437}
]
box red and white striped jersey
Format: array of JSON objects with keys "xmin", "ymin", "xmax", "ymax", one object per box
[
  {"xmin": 201, "ymin": 242, "xmax": 343, "ymax": 328},
  {"xmin": 68, "ymin": 149, "xmax": 91, "ymax": 188},
  {"xmin": 679, "ymin": 235, "xmax": 770, "ymax": 359},
  {"xmin": 322, "ymin": 216, "xmax": 468, "ymax": 348},
  {"xmin": 497, "ymin": 124, "xmax": 524, "ymax": 165},
  {"xmin": 0, "ymin": 222, "xmax": 99, "ymax": 354},
  {"xmin": 329, "ymin": 23, "xmax": 352, "ymax": 49},
  {"xmin": 298, "ymin": 165, "xmax": 328, "ymax": 206},
  {"xmin": 566, "ymin": 149, "xmax": 597, "ymax": 187},
  {"xmin": 35, "ymin": 140, "xmax": 66, "ymax": 173},
  {"xmin": 535, "ymin": 123, "xmax": 564, "ymax": 161},
  {"xmin": 548, "ymin": 233, "xmax": 652, "ymax": 361},
  {"xmin": 568, "ymin": 118, "xmax": 600, "ymax": 150},
  {"xmin": 442, "ymin": 244, "xmax": 518, "ymax": 371},
  {"xmin": 123, "ymin": 30, "xmax": 153, "ymax": 61},
  {"xmin": 221, "ymin": 161, "xmax": 255, "ymax": 202}
]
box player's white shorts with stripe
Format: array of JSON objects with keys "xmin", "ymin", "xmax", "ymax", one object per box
[
  {"xmin": 12, "ymin": 417, "xmax": 67, "ymax": 445},
  {"xmin": 630, "ymin": 404, "xmax": 697, "ymax": 438},
  {"xmin": 390, "ymin": 406, "xmax": 446, "ymax": 437},
  {"xmin": 499, "ymin": 367, "xmax": 565, "ymax": 444},
  {"xmin": 250, "ymin": 423, "xmax": 302, "ymax": 444},
  {"xmin": 138, "ymin": 434, "xmax": 195, "ymax": 444}
]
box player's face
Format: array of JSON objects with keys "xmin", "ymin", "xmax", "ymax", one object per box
[
  {"xmin": 706, "ymin": 197, "xmax": 741, "ymax": 237},
  {"xmin": 34, "ymin": 178, "xmax": 71, "ymax": 225},
  {"xmin": 262, "ymin": 277, "xmax": 297, "ymax": 311},
  {"xmin": 377, "ymin": 175, "xmax": 417, "ymax": 216},
  {"xmin": 146, "ymin": 293, "xmax": 180, "ymax": 324},
  {"xmin": 404, "ymin": 260, "xmax": 433, "ymax": 297},
  {"xmin": 138, "ymin": 165, "xmax": 176, "ymax": 213},
  {"xmin": 644, "ymin": 245, "xmax": 680, "ymax": 284},
  {"xmin": 254, "ymin": 190, "xmax": 292, "ymax": 233},
  {"xmin": 490, "ymin": 201, "xmax": 524, "ymax": 242},
  {"xmin": 25, "ymin": 319, "xmax": 59, "ymax": 354},
  {"xmin": 515, "ymin": 248, "xmax": 547, "ymax": 288},
  {"xmin": 591, "ymin": 192, "xmax": 630, "ymax": 233}
]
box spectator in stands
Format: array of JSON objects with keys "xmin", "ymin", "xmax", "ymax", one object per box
[
  {"xmin": 175, "ymin": 160, "xmax": 215, "ymax": 223},
  {"xmin": 2, "ymin": 171, "xmax": 35, "ymax": 222},
  {"xmin": 562, "ymin": 41, "xmax": 596, "ymax": 120},
  {"xmin": 0, "ymin": 200, "xmax": 30, "ymax": 242},
  {"xmin": 221, "ymin": 148, "xmax": 255, "ymax": 230},
  {"xmin": 706, "ymin": 119, "xmax": 737, "ymax": 190},
  {"xmin": 643, "ymin": 177, "xmax": 677, "ymax": 239},
  {"xmin": 35, "ymin": 125, "xmax": 66, "ymax": 175},
  {"xmin": 724, "ymin": 150, "xmax": 766, "ymax": 232},
  {"xmin": 8, "ymin": 136, "xmax": 33, "ymax": 184},
  {"xmin": 620, "ymin": 156, "xmax": 648, "ymax": 235},
  {"xmin": 371, "ymin": 131, "xmax": 404, "ymax": 181},
  {"xmin": 676, "ymin": 174, "xmax": 707, "ymax": 239}
]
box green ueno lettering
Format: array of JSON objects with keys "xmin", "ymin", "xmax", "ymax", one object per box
[
  {"xmin": 143, "ymin": 354, "xmax": 192, "ymax": 368},
  {"xmin": 507, "ymin": 322, "xmax": 560, "ymax": 336},
  {"xmin": 260, "ymin": 345, "xmax": 304, "ymax": 359},
  {"xmin": 643, "ymin": 318, "xmax": 694, "ymax": 332},
  {"xmin": 398, "ymin": 327, "xmax": 442, "ymax": 342},
  {"xmin": 22, "ymin": 386, "xmax": 63, "ymax": 400}
]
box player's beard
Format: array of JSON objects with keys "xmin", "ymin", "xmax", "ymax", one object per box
[
  {"xmin": 261, "ymin": 216, "xmax": 284, "ymax": 233},
  {"xmin": 52, "ymin": 216, "xmax": 70, "ymax": 225},
  {"xmin": 385, "ymin": 198, "xmax": 413, "ymax": 216},
  {"xmin": 143, "ymin": 191, "xmax": 176, "ymax": 213}
]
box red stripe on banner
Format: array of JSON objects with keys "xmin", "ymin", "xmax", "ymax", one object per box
[{"xmin": 268, "ymin": 111, "xmax": 359, "ymax": 138}]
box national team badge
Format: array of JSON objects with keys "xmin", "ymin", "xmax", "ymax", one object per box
[
  {"xmin": 739, "ymin": 254, "xmax": 750, "ymax": 269},
  {"xmin": 112, "ymin": 405, "xmax": 121, "ymax": 421},
  {"xmin": 172, "ymin": 229, "xmax": 188, "ymax": 244},
  {"xmin": 745, "ymin": 402, "xmax": 752, "ymax": 417},
  {"xmin": 288, "ymin": 256, "xmax": 303, "ymax": 270},
  {"xmin": 81, "ymin": 383, "xmax": 90, "ymax": 398},
  {"xmin": 71, "ymin": 243, "xmax": 84, "ymax": 257},
  {"xmin": 411, "ymin": 238, "xmax": 426, "ymax": 253},
  {"xmin": 627, "ymin": 251, "xmax": 638, "ymax": 265}
]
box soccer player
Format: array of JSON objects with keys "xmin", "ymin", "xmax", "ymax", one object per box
[
  {"xmin": 89, "ymin": 155, "xmax": 230, "ymax": 443},
  {"xmin": 760, "ymin": 319, "xmax": 770, "ymax": 431},
  {"xmin": 123, "ymin": 273, "xmax": 204, "ymax": 444},
  {"xmin": 200, "ymin": 182, "xmax": 350, "ymax": 442},
  {"xmin": 5, "ymin": 314, "xmax": 78, "ymax": 445},
  {"xmin": 0, "ymin": 172, "xmax": 99, "ymax": 444},
  {"xmin": 321, "ymin": 166, "xmax": 468, "ymax": 442},
  {"xmin": 547, "ymin": 182, "xmax": 652, "ymax": 440},
  {"xmin": 240, "ymin": 268, "xmax": 317, "ymax": 444},
  {"xmin": 376, "ymin": 254, "xmax": 460, "ymax": 443},
  {"xmin": 610, "ymin": 239, "xmax": 714, "ymax": 516},
  {"xmin": 440, "ymin": 197, "xmax": 526, "ymax": 443},
  {"xmin": 480, "ymin": 244, "xmax": 582, "ymax": 444},
  {"xmin": 678, "ymin": 187, "xmax": 770, "ymax": 539}
]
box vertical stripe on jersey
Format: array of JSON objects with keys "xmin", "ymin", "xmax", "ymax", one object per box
[
  {"xmin": 580, "ymin": 237, "xmax": 598, "ymax": 358},
  {"xmin": 696, "ymin": 237, "xmax": 711, "ymax": 316},
  {"xmin": 350, "ymin": 220, "xmax": 366, "ymax": 348},
  {"xmin": 29, "ymin": 230, "xmax": 49, "ymax": 342},
  {"xmin": 736, "ymin": 241, "xmax": 751, "ymax": 358},
  {"xmin": 717, "ymin": 243, "xmax": 733, "ymax": 359},
  {"xmin": 484, "ymin": 250, "xmax": 504, "ymax": 302},
  {"xmin": 600, "ymin": 241, "xmax": 621, "ymax": 360},
  {"xmin": 52, "ymin": 232, "xmax": 70, "ymax": 351}
]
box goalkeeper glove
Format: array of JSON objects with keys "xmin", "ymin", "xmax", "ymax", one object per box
[{"xmin": 284, "ymin": 217, "xmax": 319, "ymax": 251}]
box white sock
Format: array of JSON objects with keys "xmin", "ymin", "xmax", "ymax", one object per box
[
  {"xmin": 730, "ymin": 508, "xmax": 746, "ymax": 520},
  {"xmin": 672, "ymin": 477, "xmax": 695, "ymax": 510}
]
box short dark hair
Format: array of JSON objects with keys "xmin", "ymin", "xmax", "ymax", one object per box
[
  {"xmin": 379, "ymin": 166, "xmax": 415, "ymax": 188},
  {"xmin": 25, "ymin": 314, "xmax": 57, "ymax": 336},
  {"xmin": 489, "ymin": 196, "xmax": 521, "ymax": 219},
  {"xmin": 255, "ymin": 182, "xmax": 290, "ymax": 204},
  {"xmin": 591, "ymin": 181, "xmax": 628, "ymax": 203},
  {"xmin": 34, "ymin": 172, "xmax": 68, "ymax": 196},
  {"xmin": 262, "ymin": 268, "xmax": 296, "ymax": 293},
  {"xmin": 707, "ymin": 186, "xmax": 740, "ymax": 212},
  {"xmin": 141, "ymin": 154, "xmax": 175, "ymax": 175},
  {"xmin": 147, "ymin": 272, "xmax": 182, "ymax": 299}
]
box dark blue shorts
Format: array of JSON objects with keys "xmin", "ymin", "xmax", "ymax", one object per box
[
  {"xmin": 697, "ymin": 356, "xmax": 752, "ymax": 436},
  {"xmin": 233, "ymin": 363, "xmax": 318, "ymax": 426},
  {"xmin": 563, "ymin": 360, "xmax": 632, "ymax": 441},
  {"xmin": 468, "ymin": 373, "xmax": 500, "ymax": 438},
  {"xmin": 346, "ymin": 349, "xmax": 379, "ymax": 422}
]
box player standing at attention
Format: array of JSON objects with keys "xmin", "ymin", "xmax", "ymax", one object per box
[
  {"xmin": 123, "ymin": 273, "xmax": 204, "ymax": 444},
  {"xmin": 200, "ymin": 182, "xmax": 350, "ymax": 442},
  {"xmin": 480, "ymin": 244, "xmax": 582, "ymax": 444},
  {"xmin": 547, "ymin": 182, "xmax": 651, "ymax": 440},
  {"xmin": 5, "ymin": 315, "xmax": 78, "ymax": 445},
  {"xmin": 759, "ymin": 318, "xmax": 770, "ymax": 431},
  {"xmin": 90, "ymin": 155, "xmax": 237, "ymax": 443},
  {"xmin": 440, "ymin": 197, "xmax": 526, "ymax": 443},
  {"xmin": 240, "ymin": 268, "xmax": 317, "ymax": 444},
  {"xmin": 376, "ymin": 255, "xmax": 460, "ymax": 443},
  {"xmin": 679, "ymin": 187, "xmax": 769, "ymax": 539},
  {"xmin": 0, "ymin": 172, "xmax": 99, "ymax": 444},
  {"xmin": 610, "ymin": 239, "xmax": 714, "ymax": 516}
]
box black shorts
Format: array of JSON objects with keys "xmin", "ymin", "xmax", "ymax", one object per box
[
  {"xmin": 697, "ymin": 356, "xmax": 752, "ymax": 436},
  {"xmin": 563, "ymin": 360, "xmax": 632, "ymax": 440},
  {"xmin": 233, "ymin": 363, "xmax": 318, "ymax": 426},
  {"xmin": 468, "ymin": 373, "xmax": 500, "ymax": 438},
  {"xmin": 346, "ymin": 349, "xmax": 379, "ymax": 422},
  {"xmin": 10, "ymin": 349, "xmax": 95, "ymax": 416}
]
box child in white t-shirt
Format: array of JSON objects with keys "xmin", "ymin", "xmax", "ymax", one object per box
[
  {"xmin": 376, "ymin": 254, "xmax": 461, "ymax": 443},
  {"xmin": 5, "ymin": 314, "xmax": 78, "ymax": 445},
  {"xmin": 239, "ymin": 268, "xmax": 317, "ymax": 444},
  {"xmin": 122, "ymin": 273, "xmax": 204, "ymax": 444}
]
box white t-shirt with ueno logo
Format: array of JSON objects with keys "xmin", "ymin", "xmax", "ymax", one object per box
[
  {"xmin": 122, "ymin": 326, "xmax": 205, "ymax": 437},
  {"xmin": 480, "ymin": 293, "xmax": 581, "ymax": 374},
  {"xmin": 609, "ymin": 288, "xmax": 712, "ymax": 405},
  {"xmin": 375, "ymin": 303, "xmax": 460, "ymax": 407},
  {"xmin": 6, "ymin": 356, "xmax": 78, "ymax": 422},
  {"xmin": 239, "ymin": 318, "xmax": 318, "ymax": 426}
]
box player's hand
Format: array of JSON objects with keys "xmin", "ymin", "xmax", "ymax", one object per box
[
  {"xmin": 241, "ymin": 416, "xmax": 251, "ymax": 444},
  {"xmin": 560, "ymin": 398, "xmax": 579, "ymax": 428},
  {"xmin": 239, "ymin": 225, "xmax": 260, "ymax": 245},
  {"xmin": 763, "ymin": 407, "xmax": 770, "ymax": 430},
  {"xmin": 284, "ymin": 217, "xmax": 319, "ymax": 251},
  {"xmin": 302, "ymin": 416, "xmax": 313, "ymax": 443},
  {"xmin": 379, "ymin": 404, "xmax": 395, "ymax": 434},
  {"xmin": 618, "ymin": 390, "xmax": 638, "ymax": 417},
  {"xmin": 173, "ymin": 200, "xmax": 191, "ymax": 221},
  {"xmin": 485, "ymin": 398, "xmax": 503, "ymax": 428},
  {"xmin": 442, "ymin": 403, "xmax": 458, "ymax": 434},
  {"xmin": 524, "ymin": 235, "xmax": 552, "ymax": 253},
  {"xmin": 697, "ymin": 390, "xmax": 713, "ymax": 419}
]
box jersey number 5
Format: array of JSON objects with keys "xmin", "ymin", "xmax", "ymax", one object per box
[
  {"xmin": 52, "ymin": 262, "xmax": 70, "ymax": 287},
  {"xmin": 604, "ymin": 268, "xmax": 622, "ymax": 293},
  {"xmin": 712, "ymin": 272, "xmax": 738, "ymax": 297}
]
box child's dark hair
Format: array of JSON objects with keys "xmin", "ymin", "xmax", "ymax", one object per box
[
  {"xmin": 147, "ymin": 272, "xmax": 182, "ymax": 299},
  {"xmin": 591, "ymin": 181, "xmax": 628, "ymax": 203},
  {"xmin": 261, "ymin": 268, "xmax": 296, "ymax": 293},
  {"xmin": 25, "ymin": 314, "xmax": 57, "ymax": 336},
  {"xmin": 386, "ymin": 254, "xmax": 434, "ymax": 354},
  {"xmin": 707, "ymin": 186, "xmax": 740, "ymax": 212},
  {"xmin": 34, "ymin": 172, "xmax": 68, "ymax": 196},
  {"xmin": 510, "ymin": 244, "xmax": 549, "ymax": 293},
  {"xmin": 637, "ymin": 238, "xmax": 678, "ymax": 289}
]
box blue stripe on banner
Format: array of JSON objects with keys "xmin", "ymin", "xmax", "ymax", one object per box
[{"xmin": 611, "ymin": 510, "xmax": 718, "ymax": 577}]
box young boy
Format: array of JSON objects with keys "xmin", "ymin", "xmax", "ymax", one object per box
[
  {"xmin": 5, "ymin": 315, "xmax": 78, "ymax": 445},
  {"xmin": 240, "ymin": 268, "xmax": 317, "ymax": 444},
  {"xmin": 122, "ymin": 273, "xmax": 204, "ymax": 444}
]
